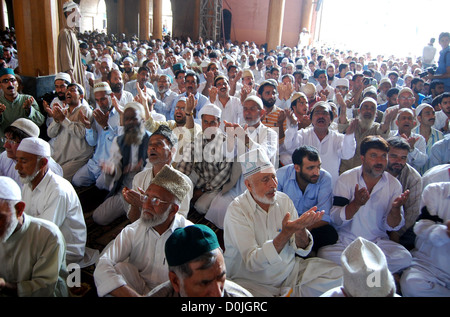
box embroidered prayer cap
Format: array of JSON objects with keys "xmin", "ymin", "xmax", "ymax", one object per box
[
  {"xmin": 8, "ymin": 118, "xmax": 40, "ymax": 138},
  {"xmin": 165, "ymin": 224, "xmax": 220, "ymax": 267},
  {"xmin": 94, "ymin": 82, "xmax": 112, "ymax": 94},
  {"xmin": 301, "ymin": 82, "xmax": 316, "ymax": 96},
  {"xmin": 17, "ymin": 137, "xmax": 51, "ymax": 157},
  {"xmin": 0, "ymin": 176, "xmax": 21, "ymax": 201},
  {"xmin": 54, "ymin": 72, "xmax": 72, "ymax": 84},
  {"xmin": 240, "ymin": 148, "xmax": 274, "ymax": 179},
  {"xmin": 415, "ymin": 103, "xmax": 434, "ymax": 117},
  {"xmin": 63, "ymin": 0, "xmax": 79, "ymax": 13},
  {"xmin": 198, "ymin": 103, "xmax": 222, "ymax": 119},
  {"xmin": 0, "ymin": 68, "xmax": 14, "ymax": 78},
  {"xmin": 291, "ymin": 92, "xmax": 307, "ymax": 105},
  {"xmin": 341, "ymin": 237, "xmax": 396, "ymax": 297},
  {"xmin": 150, "ymin": 164, "xmax": 191, "ymax": 203},
  {"xmin": 420, "ymin": 182, "xmax": 450, "ymax": 222}
]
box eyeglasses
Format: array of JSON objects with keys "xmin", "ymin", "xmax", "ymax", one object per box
[
  {"xmin": 140, "ymin": 195, "xmax": 171, "ymax": 206},
  {"xmin": 398, "ymin": 96, "xmax": 414, "ymax": 101},
  {"xmin": 1, "ymin": 77, "xmax": 17, "ymax": 84},
  {"xmin": 1, "ymin": 137, "xmax": 19, "ymax": 145}
]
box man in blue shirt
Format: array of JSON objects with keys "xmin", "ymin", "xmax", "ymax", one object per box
[
  {"xmin": 276, "ymin": 145, "xmax": 338, "ymax": 252},
  {"xmin": 426, "ymin": 32, "xmax": 450, "ymax": 93}
]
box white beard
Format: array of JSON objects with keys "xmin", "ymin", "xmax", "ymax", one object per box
[{"xmin": 1, "ymin": 209, "xmax": 18, "ymax": 243}]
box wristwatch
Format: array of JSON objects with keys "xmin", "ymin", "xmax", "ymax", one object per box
[{"xmin": 186, "ymin": 112, "xmax": 193, "ymax": 116}]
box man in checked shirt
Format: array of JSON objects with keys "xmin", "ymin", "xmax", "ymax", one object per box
[{"xmin": 176, "ymin": 103, "xmax": 233, "ymax": 216}]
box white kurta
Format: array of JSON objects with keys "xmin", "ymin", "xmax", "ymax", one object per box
[
  {"xmin": 21, "ymin": 170, "xmax": 87, "ymax": 266},
  {"xmin": 284, "ymin": 126, "xmax": 356, "ymax": 187},
  {"xmin": 0, "ymin": 213, "xmax": 68, "ymax": 297},
  {"xmin": 223, "ymin": 190, "xmax": 343, "ymax": 297},
  {"xmin": 400, "ymin": 182, "xmax": 450, "ymax": 297},
  {"xmin": 317, "ymin": 166, "xmax": 412, "ymax": 273},
  {"xmin": 93, "ymin": 214, "xmax": 192, "ymax": 297}
]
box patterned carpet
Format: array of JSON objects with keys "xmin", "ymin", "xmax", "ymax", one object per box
[{"xmin": 71, "ymin": 185, "xmax": 223, "ymax": 297}]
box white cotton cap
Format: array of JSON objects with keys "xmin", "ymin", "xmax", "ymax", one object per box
[
  {"xmin": 198, "ymin": 103, "xmax": 222, "ymax": 119},
  {"xmin": 17, "ymin": 137, "xmax": 51, "ymax": 157},
  {"xmin": 10, "ymin": 118, "xmax": 40, "ymax": 138},
  {"xmin": 0, "ymin": 176, "xmax": 21, "ymax": 201},
  {"xmin": 341, "ymin": 237, "xmax": 396, "ymax": 297},
  {"xmin": 55, "ymin": 72, "xmax": 72, "ymax": 83}
]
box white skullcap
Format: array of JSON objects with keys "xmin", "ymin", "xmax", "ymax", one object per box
[
  {"xmin": 0, "ymin": 176, "xmax": 22, "ymax": 201},
  {"xmin": 379, "ymin": 78, "xmax": 392, "ymax": 87},
  {"xmin": 415, "ymin": 103, "xmax": 434, "ymax": 117},
  {"xmin": 335, "ymin": 78, "xmax": 349, "ymax": 88},
  {"xmin": 94, "ymin": 82, "xmax": 112, "ymax": 94},
  {"xmin": 101, "ymin": 55, "xmax": 113, "ymax": 68},
  {"xmin": 360, "ymin": 97, "xmax": 378, "ymax": 108},
  {"xmin": 301, "ymin": 82, "xmax": 316, "ymax": 96},
  {"xmin": 17, "ymin": 137, "xmax": 51, "ymax": 157},
  {"xmin": 124, "ymin": 102, "xmax": 146, "ymax": 120},
  {"xmin": 123, "ymin": 57, "xmax": 134, "ymax": 64},
  {"xmin": 55, "ymin": 72, "xmax": 71, "ymax": 83},
  {"xmin": 9, "ymin": 118, "xmax": 40, "ymax": 138},
  {"xmin": 244, "ymin": 95, "xmax": 263, "ymax": 110},
  {"xmin": 341, "ymin": 237, "xmax": 396, "ymax": 297},
  {"xmin": 420, "ymin": 182, "xmax": 450, "ymax": 222},
  {"xmin": 240, "ymin": 148, "xmax": 274, "ymax": 179},
  {"xmin": 198, "ymin": 103, "xmax": 222, "ymax": 119},
  {"xmin": 200, "ymin": 60, "xmax": 210, "ymax": 68},
  {"xmin": 63, "ymin": 0, "xmax": 78, "ymax": 13}
]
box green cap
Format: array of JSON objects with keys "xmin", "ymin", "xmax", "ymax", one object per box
[
  {"xmin": 0, "ymin": 68, "xmax": 15, "ymax": 77},
  {"xmin": 165, "ymin": 224, "xmax": 220, "ymax": 266}
]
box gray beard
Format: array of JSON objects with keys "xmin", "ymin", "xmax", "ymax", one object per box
[
  {"xmin": 358, "ymin": 114, "xmax": 375, "ymax": 130},
  {"xmin": 124, "ymin": 124, "xmax": 146, "ymax": 146},
  {"xmin": 140, "ymin": 206, "xmax": 170, "ymax": 227}
]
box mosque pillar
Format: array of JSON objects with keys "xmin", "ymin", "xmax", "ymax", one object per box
[
  {"xmin": 0, "ymin": 0, "xmax": 6, "ymax": 31},
  {"xmin": 13, "ymin": 0, "xmax": 59, "ymax": 77},
  {"xmin": 139, "ymin": 0, "xmax": 150, "ymax": 41},
  {"xmin": 152, "ymin": 0, "xmax": 163, "ymax": 40},
  {"xmin": 266, "ymin": 0, "xmax": 285, "ymax": 52},
  {"xmin": 12, "ymin": 0, "xmax": 59, "ymax": 98},
  {"xmin": 300, "ymin": 0, "xmax": 313, "ymax": 37},
  {"xmin": 118, "ymin": 0, "xmax": 125, "ymax": 34}
]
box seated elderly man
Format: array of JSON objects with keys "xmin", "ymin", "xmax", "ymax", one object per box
[
  {"xmin": 0, "ymin": 176, "xmax": 68, "ymax": 297},
  {"xmin": 0, "ymin": 118, "xmax": 62, "ymax": 188},
  {"xmin": 223, "ymin": 148, "xmax": 343, "ymax": 297},
  {"xmin": 400, "ymin": 182, "xmax": 450, "ymax": 297},
  {"xmin": 148, "ymin": 224, "xmax": 252, "ymax": 297},
  {"xmin": 94, "ymin": 165, "xmax": 193, "ymax": 297},
  {"xmin": 321, "ymin": 237, "xmax": 398, "ymax": 297},
  {"xmin": 15, "ymin": 137, "xmax": 90, "ymax": 267}
]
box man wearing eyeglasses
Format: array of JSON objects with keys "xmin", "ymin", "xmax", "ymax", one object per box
[
  {"xmin": 94, "ymin": 164, "xmax": 193, "ymax": 297},
  {"xmin": 382, "ymin": 87, "xmax": 416, "ymax": 132},
  {"xmin": 0, "ymin": 68, "xmax": 45, "ymax": 151}
]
